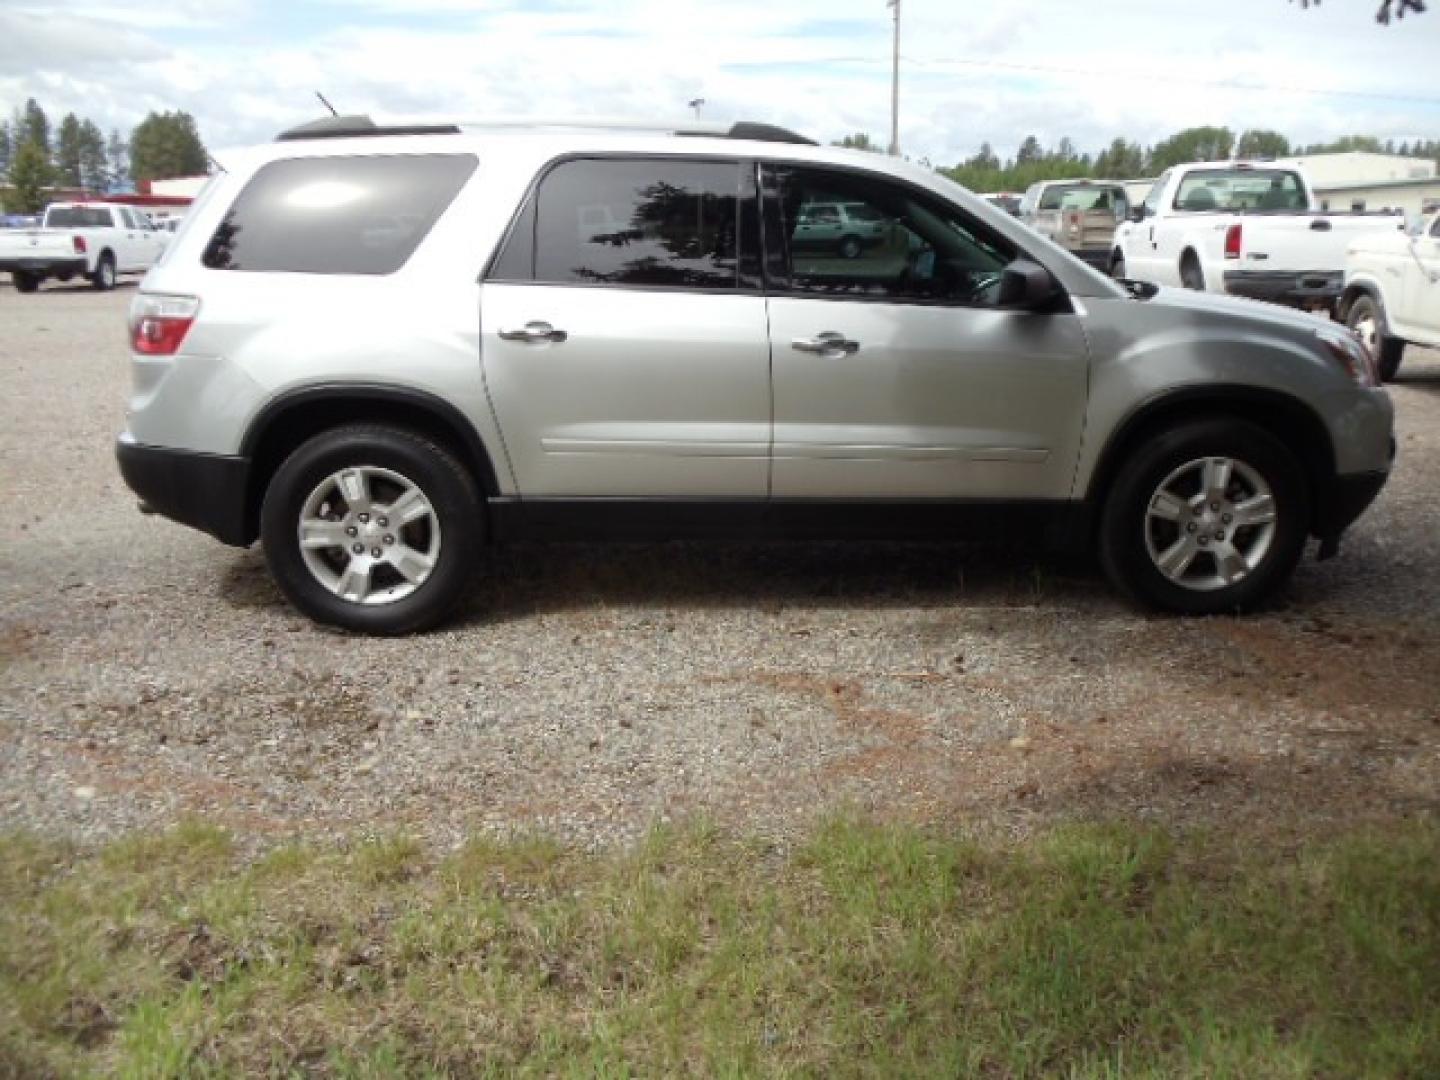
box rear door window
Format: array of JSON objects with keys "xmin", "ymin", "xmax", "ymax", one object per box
[
  {"xmin": 202, "ymin": 154, "xmax": 477, "ymax": 274},
  {"xmin": 492, "ymin": 157, "xmax": 757, "ymax": 291}
]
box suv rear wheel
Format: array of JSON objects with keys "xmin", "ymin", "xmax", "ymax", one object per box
[
  {"xmin": 1099, "ymin": 418, "xmax": 1309, "ymax": 614},
  {"xmin": 260, "ymin": 425, "xmax": 482, "ymax": 634}
]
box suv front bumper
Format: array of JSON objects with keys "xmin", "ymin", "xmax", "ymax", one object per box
[{"xmin": 116, "ymin": 434, "xmax": 253, "ymax": 547}]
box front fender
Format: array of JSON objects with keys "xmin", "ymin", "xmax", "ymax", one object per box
[{"xmin": 1071, "ymin": 292, "xmax": 1364, "ymax": 495}]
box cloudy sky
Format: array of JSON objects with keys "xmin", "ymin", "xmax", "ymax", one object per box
[{"xmin": 2, "ymin": 0, "xmax": 1437, "ymax": 166}]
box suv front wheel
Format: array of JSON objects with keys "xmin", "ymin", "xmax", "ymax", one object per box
[
  {"xmin": 1098, "ymin": 418, "xmax": 1310, "ymax": 614},
  {"xmin": 260, "ymin": 425, "xmax": 482, "ymax": 634}
]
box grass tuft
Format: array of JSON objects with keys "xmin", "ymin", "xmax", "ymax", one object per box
[{"xmin": 1, "ymin": 816, "xmax": 1436, "ymax": 1076}]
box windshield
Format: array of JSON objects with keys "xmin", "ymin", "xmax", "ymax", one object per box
[
  {"xmin": 1174, "ymin": 169, "xmax": 1307, "ymax": 212},
  {"xmin": 45, "ymin": 206, "xmax": 113, "ymax": 228}
]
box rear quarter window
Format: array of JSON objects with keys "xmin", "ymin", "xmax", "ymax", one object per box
[{"xmin": 202, "ymin": 154, "xmax": 477, "ymax": 274}]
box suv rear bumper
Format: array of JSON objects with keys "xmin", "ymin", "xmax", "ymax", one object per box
[
  {"xmin": 1223, "ymin": 269, "xmax": 1343, "ymax": 308},
  {"xmin": 116, "ymin": 435, "xmax": 253, "ymax": 547}
]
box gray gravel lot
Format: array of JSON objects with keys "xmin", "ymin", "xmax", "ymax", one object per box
[{"xmin": 2, "ymin": 283, "xmax": 1438, "ymax": 849}]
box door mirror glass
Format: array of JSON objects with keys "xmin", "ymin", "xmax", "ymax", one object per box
[
  {"xmin": 996, "ymin": 258, "xmax": 1059, "ymax": 309},
  {"xmin": 1129, "ymin": 205, "xmax": 1148, "ymax": 223}
]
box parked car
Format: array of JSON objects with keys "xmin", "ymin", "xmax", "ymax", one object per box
[
  {"xmin": 791, "ymin": 200, "xmax": 890, "ymax": 258},
  {"xmin": 1340, "ymin": 211, "xmax": 1440, "ymax": 381},
  {"xmin": 116, "ymin": 115, "xmax": 1394, "ymax": 633},
  {"xmin": 1109, "ymin": 161, "xmax": 1405, "ymax": 313},
  {"xmin": 1019, "ymin": 180, "xmax": 1130, "ymax": 270},
  {"xmin": 0, "ymin": 201, "xmax": 168, "ymax": 292}
]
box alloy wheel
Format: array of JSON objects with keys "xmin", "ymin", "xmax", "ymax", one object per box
[
  {"xmin": 1143, "ymin": 456, "xmax": 1277, "ymax": 592},
  {"xmin": 297, "ymin": 465, "xmax": 441, "ymax": 605}
]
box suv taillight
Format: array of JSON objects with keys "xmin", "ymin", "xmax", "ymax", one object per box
[
  {"xmin": 129, "ymin": 293, "xmax": 199, "ymax": 356},
  {"xmin": 72, "ymin": 235, "xmax": 87, "ymax": 254},
  {"xmin": 1224, "ymin": 223, "xmax": 1242, "ymax": 260}
]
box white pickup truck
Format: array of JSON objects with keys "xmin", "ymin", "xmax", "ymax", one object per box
[
  {"xmin": 0, "ymin": 201, "xmax": 167, "ymax": 293},
  {"xmin": 1340, "ymin": 211, "xmax": 1440, "ymax": 381},
  {"xmin": 1110, "ymin": 162, "xmax": 1404, "ymax": 313}
]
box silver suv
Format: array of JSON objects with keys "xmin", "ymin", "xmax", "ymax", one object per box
[{"xmin": 117, "ymin": 116, "xmax": 1395, "ymax": 634}]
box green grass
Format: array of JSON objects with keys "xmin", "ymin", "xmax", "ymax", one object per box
[{"xmin": 1, "ymin": 815, "xmax": 1437, "ymax": 1078}]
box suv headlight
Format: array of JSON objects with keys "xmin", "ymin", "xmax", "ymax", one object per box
[{"xmin": 1315, "ymin": 325, "xmax": 1378, "ymax": 388}]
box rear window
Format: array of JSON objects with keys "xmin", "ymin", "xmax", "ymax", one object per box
[
  {"xmin": 46, "ymin": 207, "xmax": 113, "ymax": 228},
  {"xmin": 1037, "ymin": 184, "xmax": 1125, "ymax": 212},
  {"xmin": 1174, "ymin": 169, "xmax": 1307, "ymax": 212},
  {"xmin": 202, "ymin": 154, "xmax": 477, "ymax": 274}
]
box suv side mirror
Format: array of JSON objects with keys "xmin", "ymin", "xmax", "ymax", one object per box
[
  {"xmin": 1129, "ymin": 205, "xmax": 1147, "ymax": 223},
  {"xmin": 997, "ymin": 258, "xmax": 1060, "ymax": 309}
]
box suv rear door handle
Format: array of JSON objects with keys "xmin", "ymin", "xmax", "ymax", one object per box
[
  {"xmin": 498, "ymin": 321, "xmax": 567, "ymax": 344},
  {"xmin": 792, "ymin": 331, "xmax": 859, "ymax": 356}
]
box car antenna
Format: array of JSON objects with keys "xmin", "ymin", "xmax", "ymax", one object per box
[{"xmin": 315, "ymin": 91, "xmax": 340, "ymax": 117}]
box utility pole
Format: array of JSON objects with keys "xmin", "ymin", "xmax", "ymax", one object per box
[
  {"xmin": 887, "ymin": 0, "xmax": 901, "ymax": 156},
  {"xmin": 688, "ymin": 97, "xmax": 706, "ymax": 120}
]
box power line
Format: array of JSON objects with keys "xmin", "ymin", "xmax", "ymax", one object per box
[
  {"xmin": 766, "ymin": 51, "xmax": 1440, "ymax": 108},
  {"xmin": 897, "ymin": 54, "xmax": 1440, "ymax": 108}
]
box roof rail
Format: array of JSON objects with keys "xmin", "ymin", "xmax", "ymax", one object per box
[
  {"xmin": 276, "ymin": 115, "xmax": 462, "ymax": 141},
  {"xmin": 275, "ymin": 114, "xmax": 815, "ymax": 146},
  {"xmin": 454, "ymin": 117, "xmax": 816, "ymax": 144}
]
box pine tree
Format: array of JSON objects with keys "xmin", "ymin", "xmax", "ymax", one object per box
[
  {"xmin": 7, "ymin": 139, "xmax": 53, "ymax": 214},
  {"xmin": 106, "ymin": 128, "xmax": 130, "ymax": 190},
  {"xmin": 79, "ymin": 120, "xmax": 108, "ymax": 191},
  {"xmin": 20, "ymin": 98, "xmax": 51, "ymax": 157},
  {"xmin": 129, "ymin": 111, "xmax": 208, "ymax": 182},
  {"xmin": 55, "ymin": 113, "xmax": 84, "ymax": 187}
]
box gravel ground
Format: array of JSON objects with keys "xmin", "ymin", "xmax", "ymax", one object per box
[{"xmin": 2, "ymin": 283, "xmax": 1438, "ymax": 850}]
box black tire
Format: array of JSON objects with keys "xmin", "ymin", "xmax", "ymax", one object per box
[
  {"xmin": 1179, "ymin": 253, "xmax": 1205, "ymax": 291},
  {"xmin": 90, "ymin": 252, "xmax": 116, "ymax": 291},
  {"xmin": 1098, "ymin": 417, "xmax": 1310, "ymax": 615},
  {"xmin": 12, "ymin": 271, "xmax": 40, "ymax": 293},
  {"xmin": 1344, "ymin": 293, "xmax": 1405, "ymax": 382},
  {"xmin": 838, "ymin": 234, "xmax": 862, "ymax": 259},
  {"xmin": 1109, "ymin": 252, "xmax": 1126, "ymax": 280},
  {"xmin": 260, "ymin": 425, "xmax": 483, "ymax": 634}
]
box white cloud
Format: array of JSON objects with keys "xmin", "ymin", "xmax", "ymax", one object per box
[{"xmin": 1, "ymin": 0, "xmax": 1436, "ymax": 165}]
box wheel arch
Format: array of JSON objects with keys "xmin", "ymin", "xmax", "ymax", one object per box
[
  {"xmin": 239, "ymin": 384, "xmax": 503, "ymax": 544},
  {"xmin": 1084, "ymin": 386, "xmax": 1338, "ymax": 537},
  {"xmin": 1338, "ymin": 277, "xmax": 1384, "ymax": 324}
]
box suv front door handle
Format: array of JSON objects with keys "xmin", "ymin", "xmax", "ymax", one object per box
[
  {"xmin": 792, "ymin": 331, "xmax": 859, "ymax": 357},
  {"xmin": 498, "ymin": 321, "xmax": 568, "ymax": 344}
]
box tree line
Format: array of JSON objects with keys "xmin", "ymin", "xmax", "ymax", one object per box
[
  {"xmin": 0, "ymin": 97, "xmax": 210, "ymax": 214},
  {"xmin": 832, "ymin": 127, "xmax": 1440, "ymax": 194}
]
